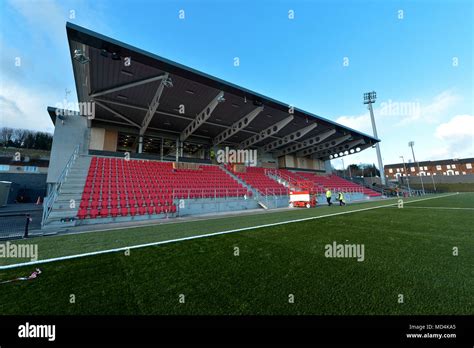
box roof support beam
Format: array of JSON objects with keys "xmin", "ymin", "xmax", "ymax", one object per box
[
  {"xmin": 180, "ymin": 91, "xmax": 224, "ymax": 142},
  {"xmin": 139, "ymin": 73, "xmax": 168, "ymax": 136},
  {"xmin": 325, "ymin": 139, "xmax": 366, "ymax": 158},
  {"xmin": 94, "ymin": 100, "xmax": 141, "ymax": 128},
  {"xmin": 92, "ymin": 98, "xmax": 293, "ymax": 140},
  {"xmin": 212, "ymin": 106, "xmax": 263, "ymax": 146},
  {"xmin": 296, "ymin": 134, "xmax": 352, "ymax": 157},
  {"xmin": 239, "ymin": 115, "xmax": 294, "ymax": 149},
  {"xmin": 276, "ymin": 128, "xmax": 336, "ymax": 157},
  {"xmin": 90, "ymin": 74, "xmax": 168, "ymax": 99},
  {"xmin": 263, "ymin": 123, "xmax": 317, "ymax": 152}
]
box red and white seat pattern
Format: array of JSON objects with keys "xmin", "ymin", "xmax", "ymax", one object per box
[
  {"xmin": 227, "ymin": 166, "xmax": 288, "ymax": 195},
  {"xmin": 77, "ymin": 157, "xmax": 249, "ymax": 220}
]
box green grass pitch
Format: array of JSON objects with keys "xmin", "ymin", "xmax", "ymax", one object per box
[{"xmin": 0, "ymin": 193, "xmax": 473, "ymax": 315}]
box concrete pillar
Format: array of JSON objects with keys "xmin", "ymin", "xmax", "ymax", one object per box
[
  {"xmin": 138, "ymin": 135, "xmax": 143, "ymax": 154},
  {"xmin": 324, "ymin": 160, "xmax": 332, "ymax": 174}
]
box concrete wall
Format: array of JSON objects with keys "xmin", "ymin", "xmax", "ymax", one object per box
[
  {"xmin": 324, "ymin": 160, "xmax": 332, "ymax": 174},
  {"xmin": 47, "ymin": 113, "xmax": 89, "ymax": 184},
  {"xmin": 176, "ymin": 197, "xmax": 260, "ymax": 216},
  {"xmin": 89, "ymin": 128, "xmax": 118, "ymax": 152},
  {"xmin": 279, "ymin": 155, "xmax": 325, "ymax": 171},
  {"xmin": 403, "ymin": 174, "xmax": 474, "ymax": 184},
  {"xmin": 89, "ymin": 128, "xmax": 105, "ymax": 150},
  {"xmin": 0, "ymin": 173, "xmax": 47, "ymax": 203}
]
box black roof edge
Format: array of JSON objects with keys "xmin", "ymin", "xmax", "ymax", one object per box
[
  {"xmin": 47, "ymin": 106, "xmax": 81, "ymax": 126},
  {"xmin": 65, "ymin": 22, "xmax": 380, "ymax": 144}
]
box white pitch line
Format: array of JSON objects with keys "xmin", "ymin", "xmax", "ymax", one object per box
[
  {"xmin": 0, "ymin": 193, "xmax": 458, "ymax": 270},
  {"xmin": 392, "ymin": 206, "xmax": 474, "ymax": 210}
]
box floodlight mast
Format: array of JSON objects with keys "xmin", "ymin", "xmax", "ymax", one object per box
[
  {"xmin": 408, "ymin": 141, "xmax": 425, "ymax": 195},
  {"xmin": 400, "ymin": 155, "xmax": 411, "ymax": 196},
  {"xmin": 363, "ymin": 91, "xmax": 386, "ymax": 185}
]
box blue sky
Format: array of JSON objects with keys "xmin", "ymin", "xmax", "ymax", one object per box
[{"xmin": 1, "ymin": 0, "xmax": 473, "ymax": 168}]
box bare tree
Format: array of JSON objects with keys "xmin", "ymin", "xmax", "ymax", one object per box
[{"xmin": 1, "ymin": 127, "xmax": 14, "ymax": 146}]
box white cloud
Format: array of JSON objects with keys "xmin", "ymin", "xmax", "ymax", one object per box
[
  {"xmin": 335, "ymin": 113, "xmax": 372, "ymax": 135},
  {"xmin": 0, "ymin": 77, "xmax": 58, "ymax": 133},
  {"xmin": 7, "ymin": 0, "xmax": 67, "ymax": 44},
  {"xmin": 433, "ymin": 114, "xmax": 474, "ymax": 159},
  {"xmin": 334, "ymin": 90, "xmax": 461, "ymax": 135},
  {"xmin": 390, "ymin": 90, "xmax": 461, "ymax": 126}
]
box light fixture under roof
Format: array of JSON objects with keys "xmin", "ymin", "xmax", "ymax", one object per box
[
  {"xmin": 231, "ymin": 103, "xmax": 239, "ymax": 108},
  {"xmin": 266, "ymin": 114, "xmax": 272, "ymax": 118},
  {"xmin": 121, "ymin": 69, "xmax": 133, "ymax": 76},
  {"xmin": 163, "ymin": 77, "xmax": 174, "ymax": 88},
  {"xmin": 185, "ymin": 90, "xmax": 195, "ymax": 94},
  {"xmin": 117, "ymin": 95, "xmax": 128, "ymax": 100},
  {"xmin": 73, "ymin": 49, "xmax": 90, "ymax": 64}
]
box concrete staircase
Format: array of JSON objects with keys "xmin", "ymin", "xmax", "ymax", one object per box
[
  {"xmin": 42, "ymin": 155, "xmax": 91, "ymax": 229},
  {"xmin": 219, "ymin": 165, "xmax": 259, "ymax": 197},
  {"xmin": 219, "ymin": 166, "xmax": 289, "ymax": 209}
]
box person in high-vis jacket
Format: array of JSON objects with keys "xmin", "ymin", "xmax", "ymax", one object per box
[
  {"xmin": 326, "ymin": 189, "xmax": 332, "ymax": 206},
  {"xmin": 337, "ymin": 191, "xmax": 346, "ymax": 206}
]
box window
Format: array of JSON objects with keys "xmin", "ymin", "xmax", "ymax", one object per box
[
  {"xmin": 410, "ymin": 167, "xmax": 415, "ymax": 172},
  {"xmin": 447, "ymin": 165, "xmax": 451, "ymax": 169},
  {"xmin": 424, "ymin": 166, "xmax": 428, "ymax": 170},
  {"xmin": 396, "ymin": 168, "xmax": 400, "ymax": 172},
  {"xmin": 436, "ymin": 165, "xmax": 442, "ymax": 170},
  {"xmin": 388, "ymin": 168, "xmax": 393, "ymax": 173},
  {"xmin": 0, "ymin": 165, "xmax": 9, "ymax": 171},
  {"xmin": 452, "ymin": 164, "xmax": 456, "ymax": 169},
  {"xmin": 466, "ymin": 163, "xmax": 472, "ymax": 169},
  {"xmin": 23, "ymin": 166, "xmax": 39, "ymax": 173},
  {"xmin": 455, "ymin": 171, "xmax": 459, "ymax": 175},
  {"xmin": 462, "ymin": 172, "xmax": 466, "ymax": 175}
]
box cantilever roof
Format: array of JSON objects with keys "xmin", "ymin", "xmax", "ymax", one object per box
[{"xmin": 65, "ymin": 22, "xmax": 379, "ymax": 160}]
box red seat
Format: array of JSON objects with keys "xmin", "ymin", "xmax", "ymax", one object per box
[{"xmin": 78, "ymin": 208, "xmax": 88, "ymax": 219}]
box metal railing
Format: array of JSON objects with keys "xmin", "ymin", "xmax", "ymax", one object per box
[
  {"xmin": 171, "ymin": 188, "xmax": 252, "ymax": 200},
  {"xmin": 41, "ymin": 144, "xmax": 80, "ymax": 227},
  {"xmin": 0, "ymin": 213, "xmax": 32, "ymax": 240}
]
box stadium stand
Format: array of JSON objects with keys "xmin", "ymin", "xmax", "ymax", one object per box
[
  {"xmin": 41, "ymin": 23, "xmax": 385, "ymax": 229},
  {"xmin": 77, "ymin": 157, "xmax": 251, "ymax": 220},
  {"xmin": 226, "ymin": 165, "xmax": 288, "ymax": 195},
  {"xmin": 294, "ymin": 172, "xmax": 381, "ymax": 196}
]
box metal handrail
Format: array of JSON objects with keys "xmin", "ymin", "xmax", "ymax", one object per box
[{"xmin": 41, "ymin": 145, "xmax": 80, "ymax": 226}]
